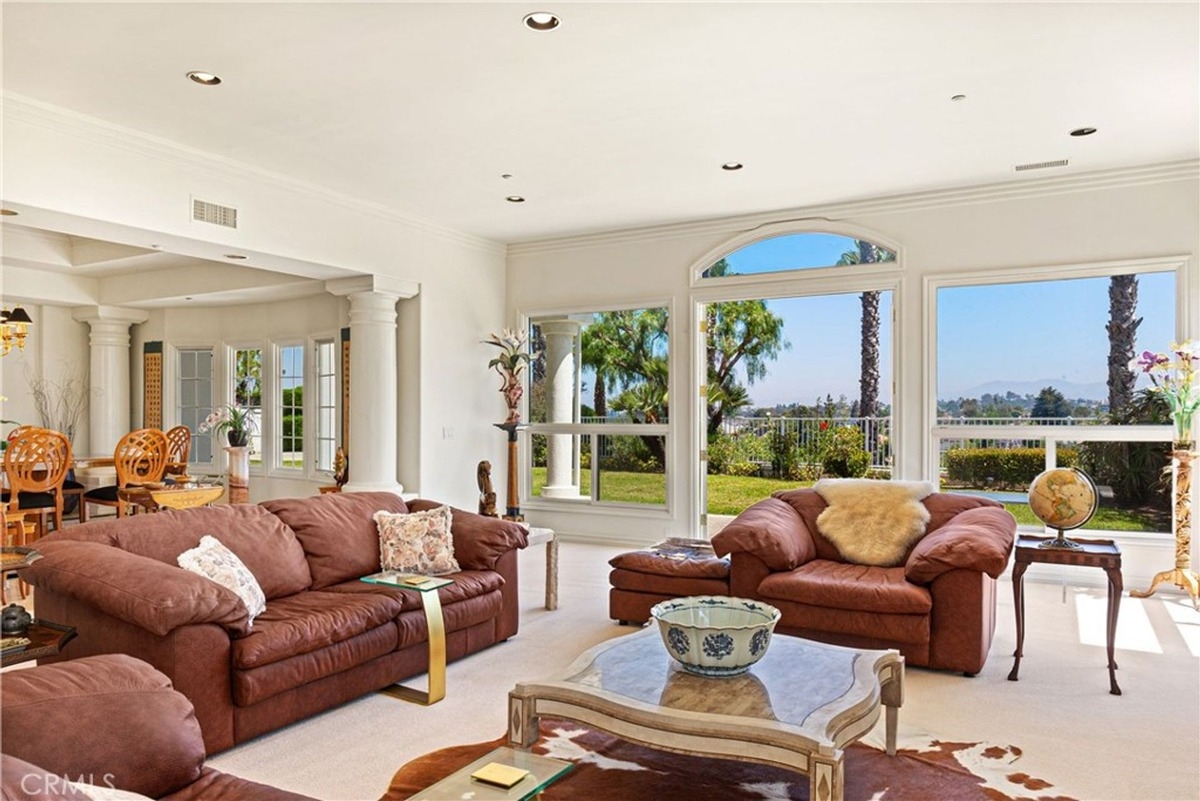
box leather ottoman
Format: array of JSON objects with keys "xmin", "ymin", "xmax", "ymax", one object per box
[{"xmin": 608, "ymin": 539, "xmax": 731, "ymax": 625}]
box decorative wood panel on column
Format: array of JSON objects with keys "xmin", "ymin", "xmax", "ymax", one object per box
[
  {"xmin": 325, "ymin": 276, "xmax": 418, "ymax": 495},
  {"xmin": 144, "ymin": 341, "xmax": 163, "ymax": 429},
  {"xmin": 341, "ymin": 326, "xmax": 351, "ymax": 448},
  {"xmin": 71, "ymin": 306, "xmax": 150, "ymax": 457}
]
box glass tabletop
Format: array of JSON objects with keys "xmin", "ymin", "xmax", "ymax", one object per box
[
  {"xmin": 406, "ymin": 746, "xmax": 572, "ymax": 801},
  {"xmin": 360, "ymin": 571, "xmax": 453, "ymax": 592}
]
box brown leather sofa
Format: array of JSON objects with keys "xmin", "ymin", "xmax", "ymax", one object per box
[
  {"xmin": 23, "ymin": 491, "xmax": 527, "ymax": 753},
  {"xmin": 712, "ymin": 488, "xmax": 1016, "ymax": 675},
  {"xmin": 1, "ymin": 653, "xmax": 315, "ymax": 800}
]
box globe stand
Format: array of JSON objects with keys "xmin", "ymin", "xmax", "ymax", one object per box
[{"xmin": 1038, "ymin": 530, "xmax": 1084, "ymax": 550}]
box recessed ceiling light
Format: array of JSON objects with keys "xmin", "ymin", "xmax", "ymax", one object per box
[
  {"xmin": 186, "ymin": 71, "xmax": 222, "ymax": 86},
  {"xmin": 506, "ymin": 196, "xmax": 526, "ymax": 203},
  {"xmin": 523, "ymin": 12, "xmax": 560, "ymax": 31},
  {"xmin": 1070, "ymin": 127, "xmax": 1097, "ymax": 137},
  {"xmin": 950, "ymin": 94, "xmax": 967, "ymax": 102},
  {"xmin": 721, "ymin": 162, "xmax": 744, "ymax": 171},
  {"xmin": 501, "ymin": 173, "xmax": 514, "ymax": 180},
  {"xmin": 224, "ymin": 253, "xmax": 247, "ymax": 260},
  {"xmin": 0, "ymin": 209, "xmax": 18, "ymax": 216}
]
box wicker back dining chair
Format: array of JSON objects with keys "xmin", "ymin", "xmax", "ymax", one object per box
[
  {"xmin": 79, "ymin": 428, "xmax": 169, "ymax": 523},
  {"xmin": 164, "ymin": 425, "xmax": 192, "ymax": 476},
  {"xmin": 2, "ymin": 426, "xmax": 73, "ymax": 540}
]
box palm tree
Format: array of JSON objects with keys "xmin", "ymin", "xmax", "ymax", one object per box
[
  {"xmin": 1106, "ymin": 274, "xmax": 1140, "ymax": 414},
  {"xmin": 836, "ymin": 241, "xmax": 894, "ymax": 453}
]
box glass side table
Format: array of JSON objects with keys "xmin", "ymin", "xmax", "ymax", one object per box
[
  {"xmin": 361, "ymin": 572, "xmax": 453, "ymax": 704},
  {"xmin": 406, "ymin": 746, "xmax": 572, "ymax": 801}
]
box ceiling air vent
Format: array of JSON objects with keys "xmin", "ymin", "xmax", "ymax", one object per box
[
  {"xmin": 192, "ymin": 198, "xmax": 239, "ymax": 228},
  {"xmin": 1014, "ymin": 159, "xmax": 1069, "ymax": 172}
]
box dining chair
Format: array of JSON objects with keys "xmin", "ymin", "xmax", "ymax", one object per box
[
  {"xmin": 80, "ymin": 428, "xmax": 169, "ymax": 523},
  {"xmin": 164, "ymin": 425, "xmax": 192, "ymax": 476},
  {"xmin": 2, "ymin": 426, "xmax": 73, "ymax": 541}
]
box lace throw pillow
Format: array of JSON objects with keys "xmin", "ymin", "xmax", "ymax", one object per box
[
  {"xmin": 374, "ymin": 505, "xmax": 460, "ymax": 575},
  {"xmin": 177, "ymin": 535, "xmax": 267, "ymax": 626}
]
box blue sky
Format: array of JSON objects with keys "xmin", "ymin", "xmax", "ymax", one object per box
[{"xmin": 719, "ymin": 236, "xmax": 1176, "ymax": 407}]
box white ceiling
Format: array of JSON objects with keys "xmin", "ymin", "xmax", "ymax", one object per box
[{"xmin": 2, "ymin": 1, "xmax": 1198, "ymax": 247}]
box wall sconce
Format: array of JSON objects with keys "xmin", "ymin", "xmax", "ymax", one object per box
[{"xmin": 1, "ymin": 306, "xmax": 33, "ymax": 356}]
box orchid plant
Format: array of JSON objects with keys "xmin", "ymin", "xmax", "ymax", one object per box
[
  {"xmin": 1131, "ymin": 339, "xmax": 1199, "ymax": 447},
  {"xmin": 199, "ymin": 404, "xmax": 257, "ymax": 442},
  {"xmin": 483, "ymin": 327, "xmax": 539, "ymax": 424}
]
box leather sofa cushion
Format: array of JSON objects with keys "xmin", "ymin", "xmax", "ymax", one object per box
[
  {"xmin": 39, "ymin": 504, "xmax": 313, "ymax": 601},
  {"xmin": 922, "ymin": 492, "xmax": 1004, "ymax": 534},
  {"xmin": 396, "ymin": 590, "xmax": 503, "ymax": 649},
  {"xmin": 323, "ymin": 569, "xmax": 505, "ymax": 612},
  {"xmin": 773, "ymin": 600, "xmax": 932, "ymax": 647},
  {"xmin": 233, "ymin": 591, "xmax": 404, "ymax": 669},
  {"xmin": 608, "ymin": 550, "xmax": 730, "ymax": 579},
  {"xmin": 758, "ymin": 560, "xmax": 933, "ymax": 615},
  {"xmin": 609, "ymin": 569, "xmax": 731, "ymax": 597},
  {"xmin": 0, "ymin": 654, "xmax": 205, "ymax": 798},
  {"xmin": 233, "ymin": 624, "xmax": 398, "ymax": 707},
  {"xmin": 261, "ymin": 492, "xmax": 407, "ymax": 589},
  {"xmin": 161, "ymin": 767, "xmax": 318, "ymax": 800},
  {"xmin": 1, "ymin": 755, "xmax": 90, "ymax": 800}
]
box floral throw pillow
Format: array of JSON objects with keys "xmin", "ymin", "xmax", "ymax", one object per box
[
  {"xmin": 374, "ymin": 506, "xmax": 460, "ymax": 576},
  {"xmin": 177, "ymin": 535, "xmax": 267, "ymax": 626}
]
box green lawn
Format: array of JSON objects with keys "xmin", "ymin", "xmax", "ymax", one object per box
[{"xmin": 533, "ymin": 468, "xmax": 1165, "ymax": 532}]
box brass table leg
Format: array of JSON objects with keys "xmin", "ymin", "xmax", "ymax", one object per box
[{"xmin": 380, "ymin": 588, "xmax": 447, "ymax": 705}]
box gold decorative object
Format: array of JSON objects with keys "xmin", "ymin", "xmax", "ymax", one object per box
[
  {"xmin": 0, "ymin": 306, "xmax": 32, "ymax": 356},
  {"xmin": 1131, "ymin": 446, "xmax": 1198, "ymax": 609}
]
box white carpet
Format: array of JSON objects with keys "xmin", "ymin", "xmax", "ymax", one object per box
[{"xmin": 198, "ymin": 541, "xmax": 1199, "ymax": 801}]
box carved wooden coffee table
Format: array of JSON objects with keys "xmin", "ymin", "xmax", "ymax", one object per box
[{"xmin": 508, "ymin": 627, "xmax": 903, "ymax": 801}]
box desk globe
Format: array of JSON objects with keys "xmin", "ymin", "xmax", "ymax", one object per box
[{"xmin": 1027, "ymin": 467, "xmax": 1099, "ymax": 549}]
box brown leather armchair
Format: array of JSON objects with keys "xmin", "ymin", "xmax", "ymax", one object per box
[{"xmin": 712, "ymin": 488, "xmax": 1016, "ymax": 675}]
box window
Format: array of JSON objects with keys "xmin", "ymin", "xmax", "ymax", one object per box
[
  {"xmin": 177, "ymin": 348, "xmax": 213, "ymax": 463},
  {"xmin": 700, "ymin": 233, "xmax": 896, "ymax": 279},
  {"xmin": 279, "ymin": 344, "xmax": 304, "ymax": 469},
  {"xmin": 233, "ymin": 347, "xmax": 263, "ymax": 465},
  {"xmin": 934, "ymin": 267, "xmax": 1178, "ymax": 535},
  {"xmin": 314, "ymin": 339, "xmax": 337, "ymax": 472},
  {"xmin": 527, "ymin": 309, "xmax": 670, "ymax": 508}
]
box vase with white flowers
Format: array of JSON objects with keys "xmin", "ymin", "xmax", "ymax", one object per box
[
  {"xmin": 199, "ymin": 404, "xmax": 257, "ymax": 447},
  {"xmin": 483, "ymin": 328, "xmax": 538, "ymax": 425}
]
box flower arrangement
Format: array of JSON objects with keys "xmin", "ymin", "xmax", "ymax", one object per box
[
  {"xmin": 483, "ymin": 328, "xmax": 538, "ymax": 424},
  {"xmin": 199, "ymin": 404, "xmax": 257, "ymax": 446},
  {"xmin": 1131, "ymin": 340, "xmax": 1198, "ymax": 447}
]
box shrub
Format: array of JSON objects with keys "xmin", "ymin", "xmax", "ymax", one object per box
[
  {"xmin": 599, "ymin": 435, "xmax": 661, "ymax": 473},
  {"xmin": 1080, "ymin": 390, "xmax": 1172, "ymax": 506},
  {"xmin": 707, "ymin": 431, "xmax": 770, "ymax": 475},
  {"xmin": 769, "ymin": 428, "xmax": 802, "ymax": 479},
  {"xmin": 822, "ymin": 425, "xmax": 870, "ymax": 478},
  {"xmin": 945, "ymin": 447, "xmax": 1079, "ymax": 490}
]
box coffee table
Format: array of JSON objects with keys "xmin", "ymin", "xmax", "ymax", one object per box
[
  {"xmin": 508, "ymin": 628, "xmax": 903, "ymax": 801},
  {"xmin": 405, "ymin": 745, "xmax": 572, "ymax": 800}
]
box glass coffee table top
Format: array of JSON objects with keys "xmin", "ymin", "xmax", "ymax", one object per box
[{"xmin": 407, "ymin": 746, "xmax": 572, "ymax": 801}]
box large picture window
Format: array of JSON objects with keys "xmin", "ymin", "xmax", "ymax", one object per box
[
  {"xmin": 177, "ymin": 348, "xmax": 213, "ymax": 463},
  {"xmin": 233, "ymin": 347, "xmax": 263, "ymax": 465},
  {"xmin": 527, "ymin": 309, "xmax": 670, "ymax": 508},
  {"xmin": 934, "ymin": 267, "xmax": 1177, "ymax": 534},
  {"xmin": 314, "ymin": 339, "xmax": 337, "ymax": 472}
]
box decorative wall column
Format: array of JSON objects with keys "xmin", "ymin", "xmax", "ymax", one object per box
[
  {"xmin": 326, "ymin": 276, "xmax": 418, "ymax": 495},
  {"xmin": 539, "ymin": 319, "xmax": 582, "ymax": 498},
  {"xmin": 71, "ymin": 306, "xmax": 149, "ymax": 456}
]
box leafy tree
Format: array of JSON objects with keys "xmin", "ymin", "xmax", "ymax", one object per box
[
  {"xmin": 235, "ymin": 349, "xmax": 262, "ymax": 407},
  {"xmin": 1032, "ymin": 386, "xmax": 1070, "ymax": 418},
  {"xmin": 1106, "ymin": 274, "xmax": 1140, "ymax": 413},
  {"xmin": 704, "ymin": 260, "xmax": 790, "ymax": 435}
]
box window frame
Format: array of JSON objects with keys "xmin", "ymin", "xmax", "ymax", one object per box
[
  {"xmin": 926, "ymin": 255, "xmax": 1191, "ymax": 537},
  {"xmin": 522, "ymin": 302, "xmax": 674, "ymax": 513},
  {"xmin": 313, "ymin": 335, "xmax": 339, "ymax": 475},
  {"xmin": 272, "ymin": 339, "xmax": 306, "ymax": 476},
  {"xmin": 170, "ymin": 344, "xmax": 215, "ymax": 466}
]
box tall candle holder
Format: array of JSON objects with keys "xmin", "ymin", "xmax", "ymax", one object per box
[{"xmin": 494, "ymin": 423, "xmax": 527, "ymax": 521}]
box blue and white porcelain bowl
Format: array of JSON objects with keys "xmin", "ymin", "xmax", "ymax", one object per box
[{"xmin": 650, "ymin": 596, "xmax": 782, "ymax": 678}]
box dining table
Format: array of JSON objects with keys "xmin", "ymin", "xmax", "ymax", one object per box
[{"xmin": 118, "ymin": 483, "xmax": 225, "ymax": 512}]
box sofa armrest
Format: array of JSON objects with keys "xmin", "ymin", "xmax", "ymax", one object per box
[
  {"xmin": 0, "ymin": 654, "xmax": 206, "ymax": 798},
  {"xmin": 406, "ymin": 499, "xmax": 529, "ymax": 571},
  {"xmin": 905, "ymin": 506, "xmax": 1017, "ymax": 583},
  {"xmin": 23, "ymin": 540, "xmax": 250, "ymax": 637},
  {"xmin": 711, "ymin": 497, "xmax": 816, "ymax": 571}
]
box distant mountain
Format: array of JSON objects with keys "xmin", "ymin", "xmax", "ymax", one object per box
[{"xmin": 941, "ymin": 378, "xmax": 1108, "ymax": 402}]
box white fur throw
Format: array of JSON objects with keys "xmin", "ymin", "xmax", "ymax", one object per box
[{"xmin": 814, "ymin": 479, "xmax": 937, "ymax": 566}]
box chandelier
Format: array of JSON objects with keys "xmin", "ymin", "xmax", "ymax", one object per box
[{"xmin": 1, "ymin": 305, "xmax": 33, "ymax": 356}]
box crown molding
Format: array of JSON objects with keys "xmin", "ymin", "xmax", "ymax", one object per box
[
  {"xmin": 508, "ymin": 160, "xmax": 1200, "ymax": 257},
  {"xmin": 3, "ymin": 93, "xmax": 505, "ymax": 256}
]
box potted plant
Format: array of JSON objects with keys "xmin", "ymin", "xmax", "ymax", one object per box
[
  {"xmin": 199, "ymin": 405, "xmax": 257, "ymax": 447},
  {"xmin": 483, "ymin": 328, "xmax": 538, "ymax": 425}
]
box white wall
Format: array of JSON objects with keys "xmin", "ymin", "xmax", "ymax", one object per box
[{"xmin": 506, "ymin": 166, "xmax": 1200, "ymax": 590}]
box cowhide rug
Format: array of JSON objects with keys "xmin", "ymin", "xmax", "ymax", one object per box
[{"xmin": 383, "ymin": 719, "xmax": 1074, "ymax": 801}]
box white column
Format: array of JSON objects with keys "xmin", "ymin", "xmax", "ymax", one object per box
[
  {"xmin": 71, "ymin": 306, "xmax": 149, "ymax": 456},
  {"xmin": 326, "ymin": 276, "xmax": 418, "ymax": 495},
  {"xmin": 539, "ymin": 319, "xmax": 582, "ymax": 498}
]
